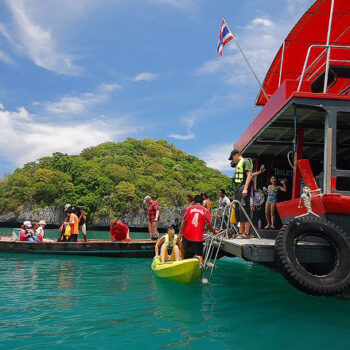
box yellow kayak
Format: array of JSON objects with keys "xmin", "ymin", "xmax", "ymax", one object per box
[{"xmin": 151, "ymin": 257, "xmax": 202, "ymax": 284}]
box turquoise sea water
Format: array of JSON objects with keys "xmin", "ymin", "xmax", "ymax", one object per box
[{"xmin": 0, "ymin": 228, "xmax": 349, "ymax": 349}]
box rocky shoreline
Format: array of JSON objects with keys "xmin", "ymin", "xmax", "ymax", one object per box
[{"xmin": 0, "ymin": 205, "xmax": 185, "ymax": 232}]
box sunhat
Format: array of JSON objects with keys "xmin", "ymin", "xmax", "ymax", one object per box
[
  {"xmin": 23, "ymin": 220, "xmax": 32, "ymax": 228},
  {"xmin": 64, "ymin": 204, "xmax": 71, "ymax": 211},
  {"xmin": 39, "ymin": 220, "xmax": 46, "ymax": 225}
]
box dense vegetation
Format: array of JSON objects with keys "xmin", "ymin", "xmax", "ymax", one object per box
[{"xmin": 0, "ymin": 138, "xmax": 231, "ymax": 222}]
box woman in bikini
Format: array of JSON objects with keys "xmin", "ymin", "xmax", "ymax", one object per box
[{"xmin": 264, "ymin": 176, "xmax": 287, "ymax": 229}]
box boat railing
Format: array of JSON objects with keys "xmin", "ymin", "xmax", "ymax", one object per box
[
  {"xmin": 297, "ymin": 44, "xmax": 350, "ymax": 94},
  {"xmin": 212, "ymin": 208, "xmax": 219, "ymax": 229},
  {"xmin": 212, "ymin": 201, "xmax": 261, "ymax": 239},
  {"xmin": 232, "ymin": 200, "xmax": 261, "ymax": 239},
  {"xmin": 213, "ymin": 204, "xmax": 233, "ymax": 232}
]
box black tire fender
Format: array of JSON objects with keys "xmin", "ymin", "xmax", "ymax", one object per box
[{"xmin": 275, "ymin": 216, "xmax": 350, "ymax": 296}]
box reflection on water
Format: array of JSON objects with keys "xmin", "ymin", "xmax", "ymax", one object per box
[{"xmin": 0, "ymin": 254, "xmax": 350, "ymax": 349}]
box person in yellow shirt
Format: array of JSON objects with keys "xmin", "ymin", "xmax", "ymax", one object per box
[{"xmin": 67, "ymin": 208, "xmax": 79, "ymax": 242}]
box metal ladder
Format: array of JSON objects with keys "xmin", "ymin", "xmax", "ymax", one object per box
[
  {"xmin": 201, "ymin": 200, "xmax": 262, "ymax": 284},
  {"xmin": 201, "ymin": 205, "xmax": 232, "ymax": 284}
]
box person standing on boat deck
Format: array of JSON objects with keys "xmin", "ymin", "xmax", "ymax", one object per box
[
  {"xmin": 217, "ymin": 189, "xmax": 231, "ymax": 228},
  {"xmin": 202, "ymin": 193, "xmax": 211, "ymax": 212},
  {"xmin": 264, "ymin": 176, "xmax": 287, "ymax": 229},
  {"xmin": 66, "ymin": 207, "xmax": 79, "ymax": 242},
  {"xmin": 154, "ymin": 224, "xmax": 180, "ymax": 263},
  {"xmin": 110, "ymin": 220, "xmax": 130, "ymax": 241},
  {"xmin": 229, "ymin": 149, "xmax": 253, "ymax": 238},
  {"xmin": 71, "ymin": 205, "xmax": 87, "ymax": 242},
  {"xmin": 179, "ymin": 195, "xmax": 218, "ymax": 264},
  {"xmin": 144, "ymin": 196, "xmax": 160, "ymax": 240}
]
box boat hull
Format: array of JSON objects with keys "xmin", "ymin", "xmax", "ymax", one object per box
[
  {"xmin": 151, "ymin": 257, "xmax": 202, "ymax": 284},
  {"xmin": 0, "ymin": 237, "xmax": 156, "ymax": 258}
]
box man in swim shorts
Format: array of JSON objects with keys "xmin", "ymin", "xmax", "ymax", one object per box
[{"xmin": 179, "ymin": 194, "xmax": 218, "ymax": 264}]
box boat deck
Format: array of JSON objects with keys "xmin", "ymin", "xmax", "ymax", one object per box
[
  {"xmin": 218, "ymin": 229, "xmax": 335, "ymax": 264},
  {"xmin": 0, "ymin": 237, "xmax": 156, "ymax": 257}
]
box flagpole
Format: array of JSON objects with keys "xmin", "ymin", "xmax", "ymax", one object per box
[{"xmin": 224, "ymin": 18, "xmax": 269, "ymax": 102}]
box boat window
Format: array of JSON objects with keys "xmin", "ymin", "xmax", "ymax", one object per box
[{"xmin": 336, "ymin": 112, "xmax": 350, "ymax": 170}]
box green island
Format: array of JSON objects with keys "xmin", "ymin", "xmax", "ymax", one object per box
[{"xmin": 0, "ymin": 138, "xmax": 231, "ymax": 224}]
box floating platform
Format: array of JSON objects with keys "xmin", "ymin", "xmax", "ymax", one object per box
[
  {"xmin": 217, "ymin": 229, "xmax": 335, "ymax": 266},
  {"xmin": 0, "ymin": 237, "xmax": 156, "ymax": 258}
]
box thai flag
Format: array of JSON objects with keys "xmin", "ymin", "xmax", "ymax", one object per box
[{"xmin": 217, "ymin": 18, "xmax": 234, "ymax": 56}]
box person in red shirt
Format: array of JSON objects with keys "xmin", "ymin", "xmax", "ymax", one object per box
[
  {"xmin": 110, "ymin": 220, "xmax": 130, "ymax": 241},
  {"xmin": 144, "ymin": 195, "xmax": 160, "ymax": 240},
  {"xmin": 179, "ymin": 194, "xmax": 218, "ymax": 264}
]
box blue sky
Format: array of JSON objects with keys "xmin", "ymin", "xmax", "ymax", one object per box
[{"xmin": 0, "ymin": 0, "xmax": 314, "ymax": 177}]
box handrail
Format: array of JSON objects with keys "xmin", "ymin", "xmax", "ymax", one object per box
[
  {"xmin": 202, "ymin": 230, "xmax": 226, "ymax": 284},
  {"xmin": 297, "ymin": 44, "xmax": 350, "ymax": 93},
  {"xmin": 232, "ymin": 200, "xmax": 261, "ymax": 239}
]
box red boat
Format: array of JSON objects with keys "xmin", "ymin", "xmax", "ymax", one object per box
[{"xmin": 233, "ymin": 0, "xmax": 350, "ymax": 296}]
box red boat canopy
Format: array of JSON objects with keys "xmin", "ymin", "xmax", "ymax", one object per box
[{"xmin": 256, "ymin": 0, "xmax": 350, "ymax": 106}]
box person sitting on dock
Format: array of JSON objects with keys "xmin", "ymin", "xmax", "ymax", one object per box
[
  {"xmin": 229, "ymin": 149, "xmax": 253, "ymax": 239},
  {"xmin": 31, "ymin": 222, "xmax": 40, "ymax": 242},
  {"xmin": 19, "ymin": 221, "xmax": 33, "ymax": 241},
  {"xmin": 179, "ymin": 195, "xmax": 218, "ymax": 264},
  {"xmin": 154, "ymin": 224, "xmax": 180, "ymax": 263},
  {"xmin": 110, "ymin": 220, "xmax": 131, "ymax": 241},
  {"xmin": 144, "ymin": 195, "xmax": 160, "ymax": 240},
  {"xmin": 36, "ymin": 220, "xmax": 46, "ymax": 242}
]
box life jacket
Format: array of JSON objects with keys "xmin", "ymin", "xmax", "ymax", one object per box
[
  {"xmin": 234, "ymin": 158, "xmax": 245, "ymax": 184},
  {"xmin": 164, "ymin": 234, "xmax": 178, "ymax": 248},
  {"xmin": 234, "ymin": 158, "xmax": 252, "ymax": 184}
]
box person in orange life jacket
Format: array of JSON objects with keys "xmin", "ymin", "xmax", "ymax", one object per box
[
  {"xmin": 179, "ymin": 195, "xmax": 218, "ymax": 265},
  {"xmin": 65, "ymin": 207, "xmax": 79, "ymax": 242},
  {"xmin": 65, "ymin": 204, "xmax": 88, "ymax": 242},
  {"xmin": 229, "ymin": 149, "xmax": 253, "ymax": 239},
  {"xmin": 154, "ymin": 224, "xmax": 180, "ymax": 263}
]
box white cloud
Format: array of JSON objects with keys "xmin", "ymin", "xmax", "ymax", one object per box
[
  {"xmin": 168, "ymin": 132, "xmax": 195, "ymax": 140},
  {"xmin": 0, "ymin": 103, "xmax": 135, "ymax": 166},
  {"xmin": 43, "ymin": 82, "xmax": 121, "ymax": 116},
  {"xmin": 99, "ymin": 83, "xmax": 121, "ymax": 92},
  {"xmin": 45, "ymin": 93, "xmax": 106, "ymax": 116},
  {"xmin": 133, "ymin": 72, "xmax": 157, "ymax": 82},
  {"xmin": 0, "ymin": 0, "xmax": 78, "ymax": 74},
  {"xmin": 199, "ymin": 143, "xmax": 233, "ymax": 172}
]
